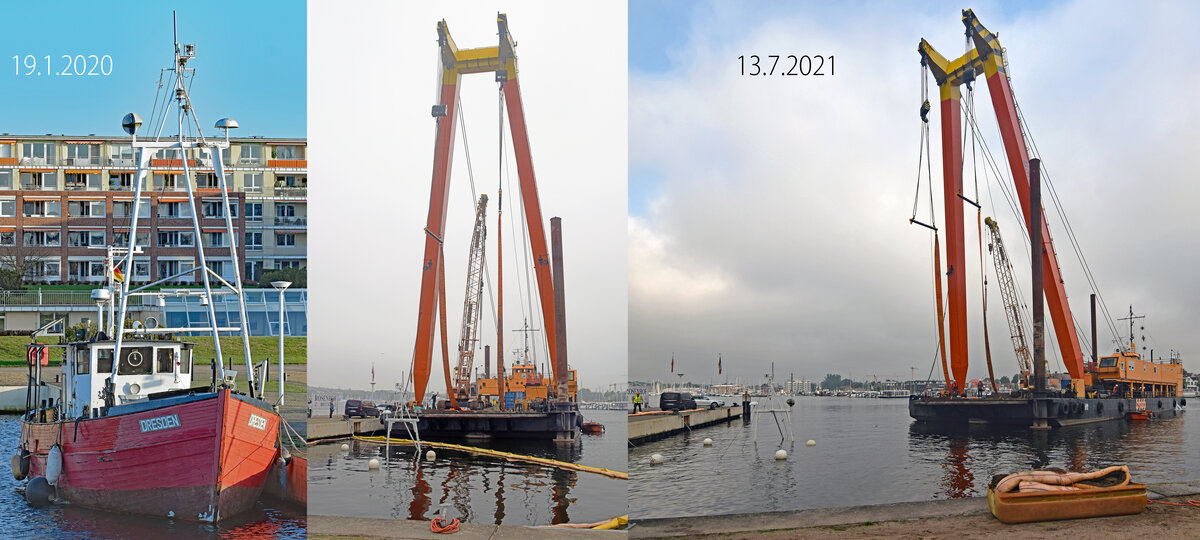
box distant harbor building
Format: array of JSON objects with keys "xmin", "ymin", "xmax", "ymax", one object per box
[{"xmin": 785, "ymin": 379, "xmax": 814, "ymax": 394}]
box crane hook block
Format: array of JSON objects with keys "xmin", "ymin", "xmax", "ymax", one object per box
[
  {"xmin": 432, "ymin": 104, "xmax": 448, "ymax": 118},
  {"xmin": 920, "ymin": 100, "xmax": 931, "ymax": 123}
]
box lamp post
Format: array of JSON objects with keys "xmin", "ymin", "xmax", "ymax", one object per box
[{"xmin": 271, "ymin": 280, "xmax": 291, "ymax": 406}]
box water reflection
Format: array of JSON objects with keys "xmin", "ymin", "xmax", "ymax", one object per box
[
  {"xmin": 908, "ymin": 415, "xmax": 1190, "ymax": 499},
  {"xmin": 309, "ymin": 409, "xmax": 626, "ymax": 527}
]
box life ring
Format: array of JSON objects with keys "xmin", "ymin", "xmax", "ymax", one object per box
[{"xmin": 126, "ymin": 350, "xmax": 143, "ymax": 367}]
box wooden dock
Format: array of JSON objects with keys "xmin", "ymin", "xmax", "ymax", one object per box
[{"xmin": 628, "ymin": 405, "xmax": 742, "ymax": 444}]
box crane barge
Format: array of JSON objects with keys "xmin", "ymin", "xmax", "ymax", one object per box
[
  {"xmin": 908, "ymin": 10, "xmax": 1185, "ymax": 427},
  {"xmin": 405, "ymin": 14, "xmax": 580, "ymax": 442}
]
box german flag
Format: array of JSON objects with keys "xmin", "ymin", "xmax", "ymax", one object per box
[{"xmin": 112, "ymin": 264, "xmax": 125, "ymax": 283}]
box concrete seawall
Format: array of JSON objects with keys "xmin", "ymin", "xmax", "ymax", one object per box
[
  {"xmin": 307, "ymin": 416, "xmax": 384, "ymax": 440},
  {"xmin": 629, "ymin": 406, "xmax": 741, "ymax": 444},
  {"xmin": 631, "ymin": 479, "xmax": 1200, "ymax": 538}
]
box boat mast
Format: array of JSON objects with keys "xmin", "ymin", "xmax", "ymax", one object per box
[{"xmin": 113, "ymin": 12, "xmax": 257, "ymax": 400}]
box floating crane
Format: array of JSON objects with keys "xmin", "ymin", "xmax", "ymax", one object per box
[
  {"xmin": 984, "ymin": 217, "xmax": 1033, "ymax": 384},
  {"xmin": 918, "ymin": 8, "xmax": 1085, "ymax": 396},
  {"xmin": 451, "ymin": 195, "xmax": 488, "ymax": 407}
]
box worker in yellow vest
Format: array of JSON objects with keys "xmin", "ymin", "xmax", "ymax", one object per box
[{"xmin": 632, "ymin": 392, "xmax": 643, "ymax": 413}]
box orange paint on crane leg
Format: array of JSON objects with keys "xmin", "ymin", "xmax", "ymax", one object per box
[
  {"xmin": 502, "ymin": 77, "xmax": 560, "ymax": 390},
  {"xmin": 412, "ymin": 81, "xmax": 460, "ymax": 406},
  {"xmin": 939, "ymin": 83, "xmax": 968, "ymax": 395},
  {"xmin": 983, "ymin": 69, "xmax": 1085, "ymax": 382}
]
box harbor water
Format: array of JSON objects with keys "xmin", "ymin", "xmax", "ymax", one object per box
[
  {"xmin": 0, "ymin": 415, "xmax": 306, "ymax": 539},
  {"xmin": 309, "ymin": 409, "xmax": 627, "ymax": 526},
  {"xmin": 629, "ymin": 396, "xmax": 1199, "ymax": 519}
]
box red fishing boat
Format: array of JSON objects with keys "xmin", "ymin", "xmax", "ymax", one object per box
[{"xmin": 13, "ymin": 13, "xmax": 284, "ymax": 522}]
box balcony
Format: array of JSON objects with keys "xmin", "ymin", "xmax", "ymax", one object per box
[
  {"xmin": 150, "ymin": 158, "xmax": 202, "ymax": 168},
  {"xmin": 64, "ymin": 157, "xmax": 102, "ymax": 168},
  {"xmin": 64, "ymin": 183, "xmax": 93, "ymax": 191},
  {"xmin": 0, "ymin": 157, "xmax": 17, "ymax": 166},
  {"xmin": 19, "ymin": 184, "xmax": 57, "ymax": 191},
  {"xmin": 273, "ymin": 187, "xmax": 307, "ymax": 198},
  {"xmin": 108, "ymin": 158, "xmax": 136, "ymax": 168},
  {"xmin": 238, "ymin": 158, "xmax": 264, "ymax": 167},
  {"xmin": 274, "ymin": 216, "xmax": 307, "ymax": 228},
  {"xmin": 267, "ymin": 159, "xmax": 307, "ymax": 168}
]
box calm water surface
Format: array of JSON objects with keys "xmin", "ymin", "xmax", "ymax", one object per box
[
  {"xmin": 310, "ymin": 409, "xmax": 627, "ymax": 526},
  {"xmin": 629, "ymin": 397, "xmax": 1198, "ymax": 519},
  {"xmin": 0, "ymin": 415, "xmax": 306, "ymax": 539}
]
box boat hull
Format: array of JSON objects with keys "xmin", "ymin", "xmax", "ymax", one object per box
[
  {"xmin": 909, "ymin": 396, "xmax": 1184, "ymax": 427},
  {"xmin": 415, "ymin": 409, "xmax": 580, "ymax": 441},
  {"xmin": 987, "ymin": 483, "xmax": 1147, "ymax": 523},
  {"xmin": 20, "ymin": 390, "xmax": 278, "ymax": 522}
]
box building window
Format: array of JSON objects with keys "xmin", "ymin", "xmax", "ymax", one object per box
[
  {"xmin": 154, "ymin": 148, "xmax": 181, "ymax": 160},
  {"xmin": 245, "ymin": 261, "xmax": 264, "ymax": 282},
  {"xmin": 21, "ymin": 142, "xmax": 56, "ymax": 165},
  {"xmin": 38, "ymin": 312, "xmax": 67, "ymax": 333},
  {"xmin": 155, "ymin": 173, "xmax": 184, "ymax": 191},
  {"xmin": 206, "ymin": 260, "xmax": 224, "ymax": 275},
  {"xmin": 202, "ymin": 201, "xmax": 231, "ymax": 218},
  {"xmin": 273, "ymin": 145, "xmax": 304, "ymax": 160},
  {"xmin": 67, "ymin": 231, "xmax": 105, "ymax": 247},
  {"xmin": 158, "ymin": 201, "xmax": 192, "ymax": 218},
  {"xmin": 246, "ymin": 232, "xmax": 263, "ymax": 250},
  {"xmin": 275, "ymin": 204, "xmax": 295, "ymax": 217},
  {"xmin": 196, "ymin": 173, "xmax": 220, "ymax": 189},
  {"xmin": 65, "ymin": 144, "xmax": 100, "ymax": 166},
  {"xmin": 244, "ymin": 173, "xmax": 263, "ymax": 193},
  {"xmin": 246, "ymin": 202, "xmax": 263, "ymax": 222},
  {"xmin": 275, "ymin": 175, "xmax": 305, "ymax": 188},
  {"xmin": 68, "ymin": 261, "xmax": 107, "ymax": 280},
  {"xmin": 68, "ymin": 200, "xmax": 106, "ymax": 218},
  {"xmin": 276, "ymin": 234, "xmax": 295, "ymax": 247},
  {"xmin": 23, "ymin": 200, "xmax": 61, "ymax": 218},
  {"xmin": 239, "ymin": 144, "xmax": 262, "ymax": 165},
  {"xmin": 158, "ymin": 231, "xmax": 195, "ymax": 247},
  {"xmin": 64, "ymin": 173, "xmax": 102, "ymax": 191},
  {"xmin": 110, "ymin": 143, "xmax": 134, "ymax": 165},
  {"xmin": 276, "ymin": 260, "xmax": 303, "ymax": 269},
  {"xmin": 20, "ymin": 171, "xmax": 56, "ymax": 190},
  {"xmin": 23, "ymin": 231, "xmax": 61, "ymax": 246},
  {"xmin": 0, "ymin": 144, "xmax": 10, "ymax": 158},
  {"xmin": 157, "ymin": 260, "xmax": 181, "ymax": 278},
  {"xmin": 0, "ymin": 171, "xmax": 11, "ymax": 190},
  {"xmin": 112, "ymin": 198, "xmax": 151, "ymax": 218},
  {"xmin": 204, "ymin": 232, "xmax": 225, "ymax": 247},
  {"xmin": 133, "ymin": 261, "xmax": 151, "ymax": 280},
  {"xmin": 112, "ymin": 231, "xmax": 150, "ymax": 246},
  {"xmin": 0, "ymin": 232, "xmax": 14, "ymax": 245},
  {"xmin": 0, "ymin": 198, "xmax": 14, "ymax": 217}
]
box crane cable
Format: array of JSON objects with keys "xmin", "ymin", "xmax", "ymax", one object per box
[
  {"xmin": 911, "ymin": 61, "xmax": 951, "ymax": 390},
  {"xmin": 965, "ymin": 84, "xmax": 1000, "ymax": 395}
]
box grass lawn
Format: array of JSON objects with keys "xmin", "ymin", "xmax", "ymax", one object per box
[{"xmin": 0, "ymin": 335, "xmax": 305, "ymax": 366}]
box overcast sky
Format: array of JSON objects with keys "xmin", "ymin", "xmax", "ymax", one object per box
[
  {"xmin": 309, "ymin": 2, "xmax": 628, "ymax": 393},
  {"xmin": 628, "ymin": 0, "xmax": 1200, "ymax": 385}
]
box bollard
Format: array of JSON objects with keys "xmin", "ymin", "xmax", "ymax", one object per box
[{"xmin": 742, "ymin": 392, "xmax": 752, "ymax": 425}]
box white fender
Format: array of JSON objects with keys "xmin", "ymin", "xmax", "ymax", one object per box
[{"xmin": 46, "ymin": 444, "xmax": 63, "ymax": 486}]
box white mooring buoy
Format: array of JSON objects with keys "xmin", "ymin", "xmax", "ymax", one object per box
[
  {"xmin": 368, "ymin": 458, "xmax": 380, "ymax": 470},
  {"xmin": 806, "ymin": 439, "xmax": 816, "ymax": 447},
  {"xmin": 426, "ymin": 450, "xmax": 437, "ymax": 461},
  {"xmin": 775, "ymin": 449, "xmax": 788, "ymax": 460},
  {"xmin": 650, "ymin": 453, "xmax": 664, "ymax": 465},
  {"xmin": 340, "ymin": 443, "xmax": 350, "ymax": 452},
  {"xmin": 703, "ymin": 438, "xmax": 713, "ymax": 446}
]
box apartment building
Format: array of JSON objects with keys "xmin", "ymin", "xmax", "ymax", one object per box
[{"xmin": 0, "ymin": 134, "xmax": 307, "ymax": 285}]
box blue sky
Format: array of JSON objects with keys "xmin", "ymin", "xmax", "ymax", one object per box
[{"xmin": 0, "ymin": 0, "xmax": 305, "ymax": 138}]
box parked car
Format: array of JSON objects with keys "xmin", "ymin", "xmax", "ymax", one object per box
[
  {"xmin": 361, "ymin": 401, "xmax": 380, "ymax": 418},
  {"xmin": 693, "ymin": 395, "xmax": 725, "ymax": 409},
  {"xmin": 343, "ymin": 399, "xmax": 363, "ymax": 419},
  {"xmin": 659, "ymin": 391, "xmax": 697, "ymax": 411}
]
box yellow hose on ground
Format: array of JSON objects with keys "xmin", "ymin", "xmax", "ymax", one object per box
[{"xmin": 352, "ymin": 435, "xmax": 628, "ymax": 480}]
